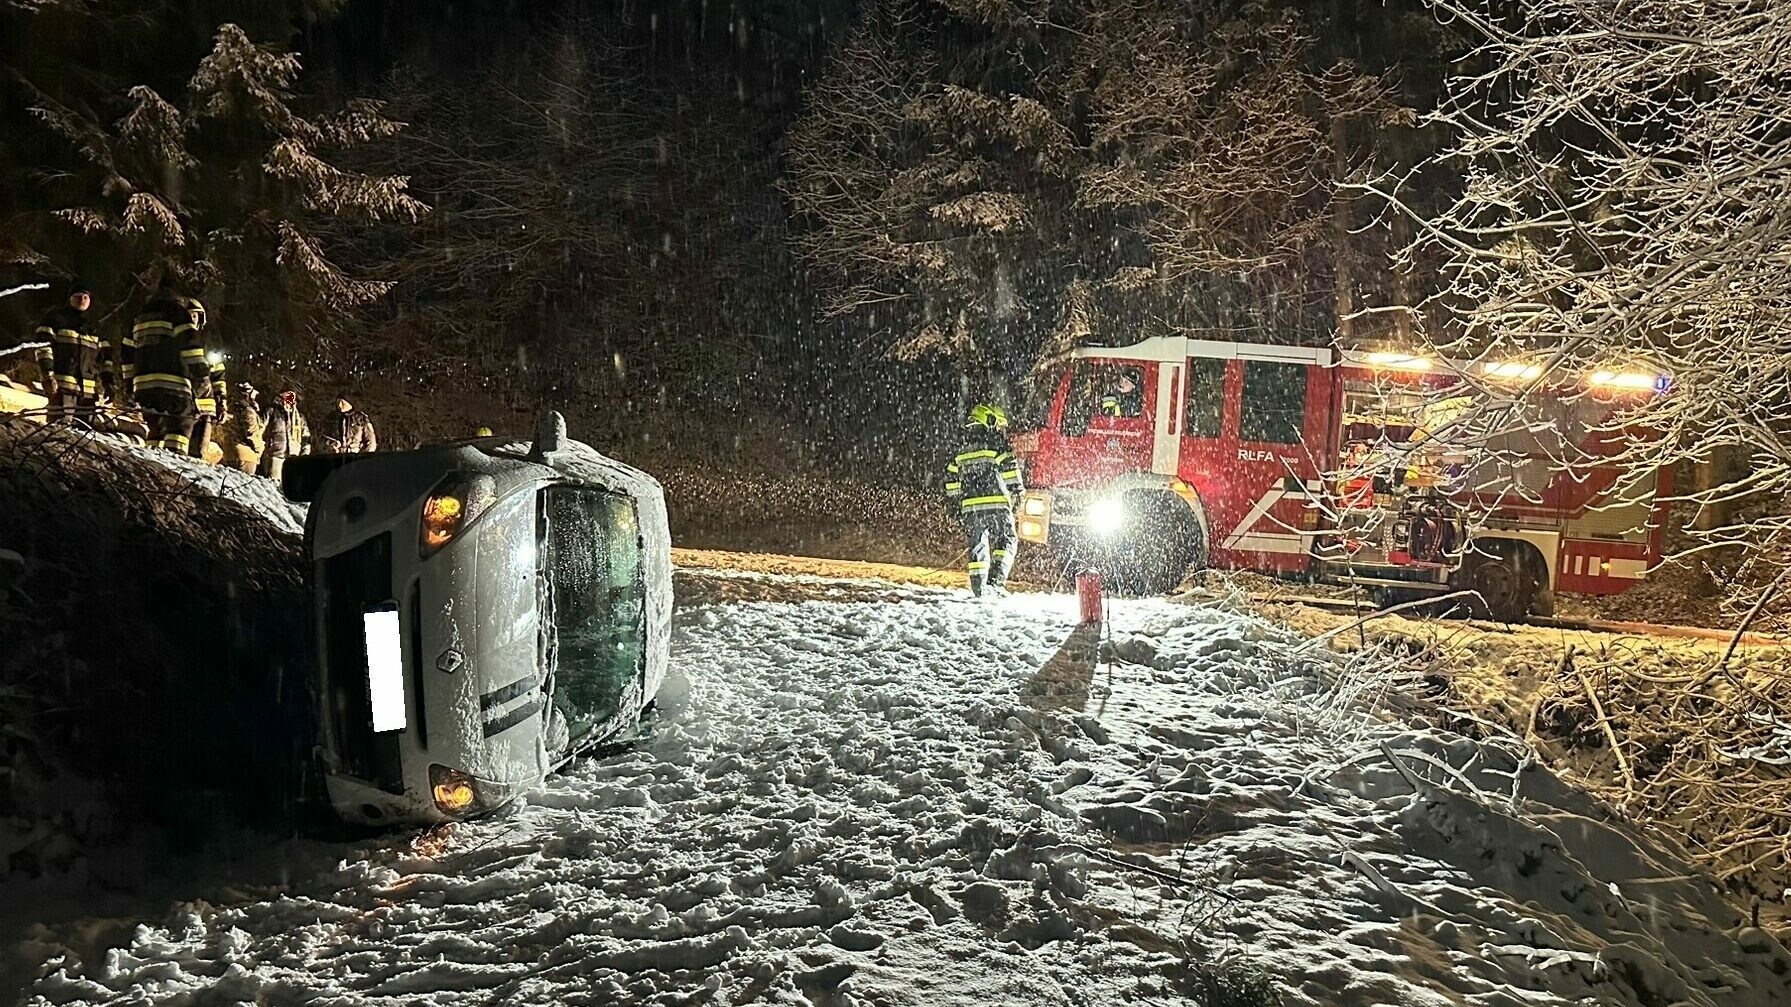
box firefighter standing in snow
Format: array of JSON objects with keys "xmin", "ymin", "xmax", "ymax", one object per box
[
  {"xmin": 125, "ymin": 282, "xmax": 210, "ymax": 453},
  {"xmin": 183, "ymin": 298, "xmax": 227, "ymax": 460},
  {"xmin": 32, "ymin": 280, "xmax": 100, "ymax": 420},
  {"xmin": 945, "ymin": 403, "xmax": 1024, "ymax": 596}
]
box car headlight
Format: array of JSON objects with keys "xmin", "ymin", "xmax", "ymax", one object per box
[
  {"xmin": 430, "ymin": 765, "xmax": 478, "ymax": 813},
  {"xmin": 419, "ymin": 473, "xmax": 497, "ymax": 557},
  {"xmin": 428, "ymin": 764, "xmax": 515, "ymax": 817},
  {"xmin": 1087, "ymin": 496, "xmax": 1126, "ymax": 537}
]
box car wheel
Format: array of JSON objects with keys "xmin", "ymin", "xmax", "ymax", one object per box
[{"xmin": 1111, "ymin": 503, "xmax": 1203, "ymax": 597}]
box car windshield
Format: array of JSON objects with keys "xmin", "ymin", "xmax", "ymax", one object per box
[{"xmin": 538, "ymin": 485, "xmax": 645, "ymax": 746}]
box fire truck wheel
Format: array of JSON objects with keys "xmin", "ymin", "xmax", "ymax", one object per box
[
  {"xmin": 1459, "ymin": 550, "xmax": 1534, "ymax": 623},
  {"xmin": 1109, "ymin": 499, "xmax": 1203, "ymax": 597}
]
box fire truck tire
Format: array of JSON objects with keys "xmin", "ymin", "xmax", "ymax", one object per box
[
  {"xmin": 1110, "ymin": 496, "xmax": 1204, "ymax": 597},
  {"xmin": 1456, "ymin": 548, "xmax": 1537, "ymax": 623}
]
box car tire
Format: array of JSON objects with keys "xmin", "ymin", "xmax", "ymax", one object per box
[{"xmin": 1110, "ymin": 500, "xmax": 1204, "ymax": 597}]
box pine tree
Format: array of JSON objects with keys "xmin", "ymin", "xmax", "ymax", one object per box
[
  {"xmin": 18, "ymin": 23, "xmax": 424, "ymax": 355},
  {"xmin": 782, "ymin": 0, "xmax": 1417, "ymax": 396}
]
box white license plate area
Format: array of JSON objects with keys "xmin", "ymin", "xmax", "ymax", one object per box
[{"xmin": 363, "ymin": 608, "xmax": 407, "ymax": 733}]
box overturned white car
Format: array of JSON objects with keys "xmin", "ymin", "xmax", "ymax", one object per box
[{"xmin": 285, "ymin": 412, "xmax": 671, "ymax": 827}]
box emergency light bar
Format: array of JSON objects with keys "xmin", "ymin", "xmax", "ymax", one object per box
[
  {"xmin": 1589, "ymin": 370, "xmax": 1669, "ymax": 393},
  {"xmin": 1363, "ymin": 351, "xmax": 1433, "ymax": 372},
  {"xmin": 1482, "ymin": 361, "xmax": 1544, "ymax": 382}
]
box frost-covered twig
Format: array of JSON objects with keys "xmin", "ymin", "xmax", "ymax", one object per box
[{"xmin": 1570, "ymin": 657, "xmax": 1636, "ymax": 800}]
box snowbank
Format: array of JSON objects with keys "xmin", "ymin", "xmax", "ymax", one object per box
[
  {"xmin": 15, "ymin": 577, "xmax": 1788, "ymax": 1006},
  {"xmin": 107, "ymin": 437, "xmax": 309, "ymax": 538}
]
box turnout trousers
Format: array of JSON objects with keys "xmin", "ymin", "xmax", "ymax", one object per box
[
  {"xmin": 49, "ymin": 390, "xmax": 98, "ymax": 422},
  {"xmin": 190, "ymin": 413, "xmax": 216, "ymax": 461},
  {"xmin": 138, "ymin": 387, "xmax": 197, "ymax": 454},
  {"xmin": 961, "ymin": 507, "xmax": 1017, "ymax": 596}
]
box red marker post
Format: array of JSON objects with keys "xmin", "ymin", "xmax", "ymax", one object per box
[{"xmin": 1076, "ymin": 568, "xmax": 1104, "ymax": 625}]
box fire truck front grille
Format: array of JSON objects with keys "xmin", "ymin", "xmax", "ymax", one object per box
[{"xmin": 319, "ymin": 532, "xmax": 405, "ymax": 795}]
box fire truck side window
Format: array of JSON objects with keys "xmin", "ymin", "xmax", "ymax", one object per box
[
  {"xmin": 1183, "ymin": 357, "xmax": 1225, "ymax": 439},
  {"xmin": 1240, "ymin": 361, "xmax": 1307, "ymax": 444},
  {"xmin": 1063, "ymin": 363, "xmax": 1145, "ymax": 434}
]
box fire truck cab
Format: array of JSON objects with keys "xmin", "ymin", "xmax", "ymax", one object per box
[{"xmin": 1017, "ymin": 336, "xmax": 1668, "ymax": 619}]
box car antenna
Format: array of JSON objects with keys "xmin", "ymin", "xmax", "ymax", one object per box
[{"xmin": 529, "ymin": 409, "xmax": 566, "ymax": 463}]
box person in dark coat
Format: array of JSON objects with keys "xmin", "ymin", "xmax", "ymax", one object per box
[
  {"xmin": 31, "ymin": 280, "xmax": 99, "ymax": 421},
  {"xmin": 944, "ymin": 403, "xmax": 1025, "ymax": 597},
  {"xmin": 323, "ymin": 397, "xmax": 377, "ymax": 453},
  {"xmin": 125, "ymin": 280, "xmax": 207, "ymax": 453}
]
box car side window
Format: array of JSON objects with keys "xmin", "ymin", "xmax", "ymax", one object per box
[
  {"xmin": 1183, "ymin": 357, "xmax": 1226, "ymax": 439},
  {"xmin": 1240, "ymin": 361, "xmax": 1307, "ymax": 444}
]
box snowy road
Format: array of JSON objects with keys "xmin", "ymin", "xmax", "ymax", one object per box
[{"xmin": 18, "ymin": 569, "xmax": 1791, "ymax": 1006}]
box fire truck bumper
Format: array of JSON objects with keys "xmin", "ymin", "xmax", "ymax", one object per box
[{"xmin": 1316, "ymin": 559, "xmax": 1452, "ymax": 593}]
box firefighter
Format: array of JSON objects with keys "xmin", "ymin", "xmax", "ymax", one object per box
[
  {"xmin": 1098, "ymin": 372, "xmax": 1141, "ymax": 418},
  {"xmin": 222, "ymin": 382, "xmax": 266, "ymax": 474},
  {"xmin": 126, "ymin": 280, "xmax": 209, "ymax": 454},
  {"xmin": 31, "ymin": 279, "xmax": 100, "ymax": 421},
  {"xmin": 183, "ymin": 298, "xmax": 227, "ymax": 461},
  {"xmin": 944, "ymin": 403, "xmax": 1024, "ymax": 597}
]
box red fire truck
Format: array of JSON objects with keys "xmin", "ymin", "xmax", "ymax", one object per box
[{"xmin": 1014, "ymin": 336, "xmax": 1670, "ymax": 620}]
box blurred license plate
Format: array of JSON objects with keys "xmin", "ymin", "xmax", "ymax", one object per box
[{"xmin": 363, "ymin": 608, "xmax": 406, "ymax": 733}]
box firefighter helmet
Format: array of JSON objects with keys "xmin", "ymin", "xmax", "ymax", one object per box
[
  {"xmin": 186, "ymin": 297, "xmax": 207, "ymax": 329},
  {"xmin": 967, "ymin": 402, "xmax": 1009, "ymax": 431}
]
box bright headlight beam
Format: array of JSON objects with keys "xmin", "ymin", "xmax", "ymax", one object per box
[{"xmin": 1086, "ymin": 497, "xmax": 1125, "ymax": 537}]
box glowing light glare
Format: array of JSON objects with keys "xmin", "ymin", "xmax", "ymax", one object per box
[
  {"xmin": 1482, "ymin": 361, "xmax": 1543, "ymax": 381},
  {"xmin": 206, "ymin": 350, "xmax": 225, "ymax": 366},
  {"xmin": 363, "ymin": 609, "xmax": 406, "ymax": 733},
  {"xmin": 421, "ymin": 493, "xmax": 466, "ymax": 551},
  {"xmin": 1364, "ymin": 351, "xmax": 1433, "ymax": 371},
  {"xmin": 432, "ymin": 778, "xmax": 475, "ymax": 812},
  {"xmin": 1588, "ymin": 370, "xmax": 1665, "ymax": 391},
  {"xmin": 1086, "ymin": 497, "xmax": 1126, "ymax": 537},
  {"xmin": 1022, "ymin": 495, "xmax": 1048, "ymax": 517},
  {"xmin": 1020, "ymin": 519, "xmax": 1045, "ymax": 539}
]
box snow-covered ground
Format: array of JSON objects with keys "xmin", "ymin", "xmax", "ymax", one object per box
[{"xmin": 14, "ymin": 570, "xmax": 1789, "ymax": 1006}]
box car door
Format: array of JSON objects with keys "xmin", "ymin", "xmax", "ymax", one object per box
[
  {"xmin": 1213, "ymin": 359, "xmax": 1327, "ymax": 572},
  {"xmin": 1059, "ymin": 360, "xmax": 1157, "ymax": 478}
]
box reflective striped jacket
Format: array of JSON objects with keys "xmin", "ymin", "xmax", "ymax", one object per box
[
  {"xmin": 33, "ymin": 304, "xmax": 101, "ymax": 397},
  {"xmin": 944, "ymin": 426, "xmax": 1024, "ymax": 513},
  {"xmin": 126, "ymin": 294, "xmax": 207, "ymax": 397}
]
